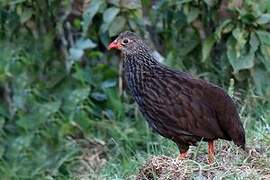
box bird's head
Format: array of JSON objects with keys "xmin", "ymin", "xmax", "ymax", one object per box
[{"xmin": 108, "ymin": 31, "xmax": 149, "ymax": 55}]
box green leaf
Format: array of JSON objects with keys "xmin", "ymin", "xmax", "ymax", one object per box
[
  {"xmin": 103, "ymin": 109, "xmax": 115, "ymax": 120},
  {"xmin": 20, "ymin": 8, "xmax": 32, "ymax": 24},
  {"xmin": 99, "ymin": 30, "xmax": 110, "ymax": 46},
  {"xmin": 73, "ymin": 111, "xmax": 91, "ymax": 130},
  {"xmin": 249, "ymin": 32, "xmax": 260, "ymax": 51},
  {"xmin": 186, "ymin": 7, "xmax": 200, "ymax": 23},
  {"xmin": 259, "ymin": 45, "xmax": 270, "ymax": 72},
  {"xmin": 0, "ymin": 144, "xmax": 4, "ymax": 159},
  {"xmin": 83, "ymin": 0, "xmax": 105, "ymax": 35},
  {"xmin": 108, "ymin": 0, "xmax": 120, "ymax": 6},
  {"xmin": 202, "ymin": 35, "xmax": 216, "ymax": 62},
  {"xmin": 91, "ymin": 92, "xmax": 107, "ymax": 101},
  {"xmin": 120, "ymin": 0, "xmax": 142, "ymax": 9},
  {"xmin": 63, "ymin": 88, "xmax": 91, "ymax": 113},
  {"xmin": 215, "ymin": 20, "xmax": 233, "ymax": 40},
  {"xmin": 72, "ymin": 67, "xmax": 94, "ymax": 84},
  {"xmin": 37, "ymin": 101, "xmax": 61, "ymax": 118},
  {"xmin": 101, "ymin": 80, "xmax": 117, "ymax": 89},
  {"xmin": 69, "ymin": 48, "xmax": 84, "ymax": 60},
  {"xmin": 222, "ymin": 23, "xmax": 234, "ymax": 34},
  {"xmin": 16, "ymin": 115, "xmax": 33, "ymax": 130},
  {"xmin": 176, "ymin": 28, "xmax": 199, "ymax": 56},
  {"xmin": 101, "ymin": 7, "xmax": 120, "ymax": 34},
  {"xmin": 226, "ymin": 37, "xmax": 255, "ymax": 72},
  {"xmin": 6, "ymin": 0, "xmax": 27, "ymax": 5},
  {"xmin": 103, "ymin": 7, "xmax": 120, "ymax": 24},
  {"xmin": 75, "ymin": 38, "xmax": 97, "ymax": 49},
  {"xmin": 128, "ymin": 19, "xmax": 138, "ymax": 31},
  {"xmin": 69, "ymin": 39, "xmax": 96, "ymax": 60},
  {"xmin": 67, "ymin": 88, "xmax": 90, "ymax": 105},
  {"xmin": 251, "ymin": 67, "xmax": 270, "ymax": 95},
  {"xmin": 16, "ymin": 101, "xmax": 59, "ymax": 130},
  {"xmin": 203, "ymin": 0, "xmax": 218, "ymax": 7},
  {"xmin": 256, "ymin": 31, "xmax": 270, "ymax": 45},
  {"xmin": 256, "ymin": 31, "xmax": 270, "ymax": 72},
  {"xmin": 256, "ymin": 14, "xmax": 270, "ymax": 25},
  {"xmin": 109, "ymin": 16, "xmax": 126, "ymax": 37},
  {"xmin": 232, "ymin": 28, "xmax": 247, "ymax": 56},
  {"xmin": 100, "ymin": 22, "xmax": 110, "ymax": 33}
]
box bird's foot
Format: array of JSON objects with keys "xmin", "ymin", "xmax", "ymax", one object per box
[
  {"xmin": 208, "ymin": 153, "xmax": 215, "ymax": 164},
  {"xmin": 177, "ymin": 152, "xmax": 187, "ymax": 160}
]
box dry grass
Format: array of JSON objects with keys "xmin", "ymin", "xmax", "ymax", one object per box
[
  {"xmin": 136, "ymin": 141, "xmax": 270, "ymax": 180},
  {"xmin": 70, "ymin": 139, "xmax": 107, "ymax": 180}
]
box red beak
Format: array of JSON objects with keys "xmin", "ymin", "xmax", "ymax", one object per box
[{"xmin": 108, "ymin": 39, "xmax": 119, "ymax": 50}]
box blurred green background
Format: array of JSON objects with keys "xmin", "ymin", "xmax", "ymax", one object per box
[{"xmin": 0, "ymin": 0, "xmax": 269, "ymax": 179}]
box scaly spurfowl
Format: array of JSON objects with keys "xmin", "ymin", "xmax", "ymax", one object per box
[{"xmin": 108, "ymin": 31, "xmax": 245, "ymax": 163}]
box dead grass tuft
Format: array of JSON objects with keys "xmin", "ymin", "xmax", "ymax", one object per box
[
  {"xmin": 71, "ymin": 139, "xmax": 107, "ymax": 180},
  {"xmin": 136, "ymin": 141, "xmax": 270, "ymax": 179}
]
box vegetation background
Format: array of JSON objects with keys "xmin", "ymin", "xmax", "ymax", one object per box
[{"xmin": 0, "ymin": 0, "xmax": 269, "ymax": 179}]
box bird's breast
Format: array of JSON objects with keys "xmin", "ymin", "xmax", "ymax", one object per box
[{"xmin": 124, "ymin": 69, "xmax": 145, "ymax": 106}]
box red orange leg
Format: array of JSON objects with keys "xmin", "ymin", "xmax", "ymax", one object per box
[
  {"xmin": 177, "ymin": 151, "xmax": 188, "ymax": 160},
  {"xmin": 208, "ymin": 140, "xmax": 215, "ymax": 164}
]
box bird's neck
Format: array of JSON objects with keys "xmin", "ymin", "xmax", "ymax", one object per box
[
  {"xmin": 122, "ymin": 52, "xmax": 159, "ymax": 103},
  {"xmin": 123, "ymin": 52, "xmax": 159, "ymax": 70}
]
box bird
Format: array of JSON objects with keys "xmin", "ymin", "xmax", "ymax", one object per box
[{"xmin": 108, "ymin": 31, "xmax": 245, "ymax": 164}]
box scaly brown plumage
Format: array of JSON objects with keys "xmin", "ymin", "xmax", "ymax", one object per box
[{"xmin": 108, "ymin": 31, "xmax": 245, "ymax": 164}]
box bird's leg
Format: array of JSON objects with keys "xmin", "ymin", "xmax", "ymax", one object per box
[
  {"xmin": 208, "ymin": 140, "xmax": 215, "ymax": 164},
  {"xmin": 176, "ymin": 144, "xmax": 189, "ymax": 160},
  {"xmin": 177, "ymin": 151, "xmax": 188, "ymax": 160}
]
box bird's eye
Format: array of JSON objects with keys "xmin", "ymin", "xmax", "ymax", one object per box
[{"xmin": 123, "ymin": 39, "xmax": 129, "ymax": 44}]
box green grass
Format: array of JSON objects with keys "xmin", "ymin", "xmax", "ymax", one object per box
[
  {"xmin": 0, "ymin": 78, "xmax": 269, "ymax": 180},
  {"xmin": 67, "ymin": 94, "xmax": 270, "ymax": 179},
  {"xmin": 1, "ymin": 0, "xmax": 270, "ymax": 179}
]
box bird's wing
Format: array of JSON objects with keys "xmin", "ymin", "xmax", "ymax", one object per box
[
  {"xmin": 195, "ymin": 79, "xmax": 245, "ymax": 147},
  {"xmin": 142, "ymin": 73, "xmax": 226, "ymax": 140}
]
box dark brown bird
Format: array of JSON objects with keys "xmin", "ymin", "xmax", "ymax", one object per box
[{"xmin": 108, "ymin": 31, "xmax": 245, "ymax": 163}]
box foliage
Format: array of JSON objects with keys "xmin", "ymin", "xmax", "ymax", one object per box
[
  {"xmin": 145, "ymin": 0, "xmax": 270, "ymax": 96},
  {"xmin": 0, "ymin": 0, "xmax": 269, "ymax": 179}
]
